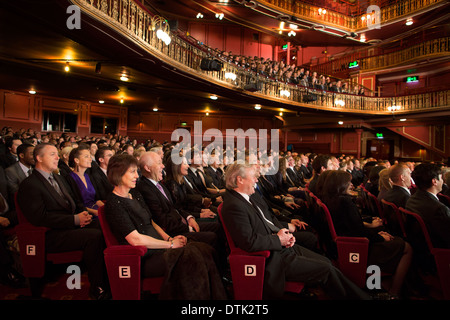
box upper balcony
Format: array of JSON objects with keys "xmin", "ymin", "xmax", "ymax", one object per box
[
  {"xmin": 0, "ymin": 0, "xmax": 448, "ymax": 124},
  {"xmin": 65, "ymin": 0, "xmax": 449, "ymax": 115}
]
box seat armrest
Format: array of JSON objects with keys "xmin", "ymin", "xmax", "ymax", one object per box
[
  {"xmin": 104, "ymin": 245, "xmax": 147, "ymax": 256},
  {"xmin": 231, "ymin": 247, "xmax": 271, "ymax": 258}
]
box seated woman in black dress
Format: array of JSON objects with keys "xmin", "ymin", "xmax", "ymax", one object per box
[
  {"xmin": 320, "ymin": 170, "xmax": 413, "ymax": 299},
  {"xmin": 104, "ymin": 154, "xmax": 226, "ymax": 299},
  {"xmin": 163, "ymin": 155, "xmax": 216, "ymax": 221}
]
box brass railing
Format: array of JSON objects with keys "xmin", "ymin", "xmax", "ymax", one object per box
[
  {"xmin": 72, "ymin": 0, "xmax": 450, "ymax": 114},
  {"xmin": 260, "ymin": 0, "xmax": 445, "ymax": 31},
  {"xmin": 311, "ymin": 37, "xmax": 450, "ymax": 75}
]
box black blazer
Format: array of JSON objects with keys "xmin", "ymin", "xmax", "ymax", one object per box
[
  {"xmin": 17, "ymin": 170, "xmax": 83, "ymax": 229},
  {"xmin": 89, "ymin": 165, "xmax": 113, "ymax": 201},
  {"xmin": 406, "ymin": 189, "xmax": 450, "ymax": 248},
  {"xmin": 204, "ymin": 166, "xmax": 224, "ymax": 189},
  {"xmin": 136, "ymin": 177, "xmax": 190, "ymax": 236},
  {"xmin": 164, "ymin": 178, "xmax": 203, "ymax": 218},
  {"xmin": 382, "ymin": 185, "xmax": 411, "ymax": 209},
  {"xmin": 222, "ymin": 189, "xmax": 289, "ymax": 298}
]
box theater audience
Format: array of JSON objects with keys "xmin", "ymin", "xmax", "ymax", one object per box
[
  {"xmin": 58, "ymin": 146, "xmax": 73, "ymax": 178},
  {"xmin": 90, "ymin": 146, "xmax": 114, "ymax": 201},
  {"xmin": 377, "ymin": 168, "xmax": 392, "ymax": 201},
  {"xmin": 221, "ymin": 162, "xmax": 371, "ymax": 300},
  {"xmin": 5, "ymin": 143, "xmax": 34, "ymax": 200},
  {"xmin": 308, "ymin": 154, "xmax": 333, "ymax": 195},
  {"xmin": 383, "ymin": 163, "xmax": 412, "ymax": 208},
  {"xmin": 320, "ymin": 170, "xmax": 412, "ymax": 299},
  {"xmin": 104, "ymin": 153, "xmax": 226, "ymax": 299},
  {"xmin": 0, "ymin": 136, "xmax": 22, "ymax": 169}
]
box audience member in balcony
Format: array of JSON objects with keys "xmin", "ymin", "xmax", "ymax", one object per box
[
  {"xmin": 66, "ymin": 144, "xmax": 104, "ymax": 217},
  {"xmin": 321, "ymin": 170, "xmax": 412, "ymax": 299},
  {"xmin": 358, "ymin": 86, "xmax": 366, "ymax": 96},
  {"xmin": 299, "ymin": 74, "xmax": 309, "ymax": 87},
  {"xmin": 221, "ymin": 162, "xmax": 371, "ymax": 300},
  {"xmin": 17, "ymin": 142, "xmax": 110, "ymax": 299},
  {"xmin": 406, "ymin": 163, "xmax": 450, "ymax": 249},
  {"xmin": 332, "ymin": 80, "xmax": 343, "ymax": 93},
  {"xmin": 104, "ymin": 153, "xmax": 226, "ymax": 300}
]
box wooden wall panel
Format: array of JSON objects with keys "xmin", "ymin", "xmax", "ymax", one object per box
[{"xmin": 3, "ymin": 92, "xmax": 32, "ymax": 120}]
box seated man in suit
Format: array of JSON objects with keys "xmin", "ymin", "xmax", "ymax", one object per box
[
  {"xmin": 299, "ymin": 153, "xmax": 312, "ymax": 180},
  {"xmin": 90, "ymin": 146, "xmax": 114, "ymax": 201},
  {"xmin": 137, "ymin": 151, "xmax": 226, "ymax": 261},
  {"xmin": 406, "ymin": 163, "xmax": 450, "ymax": 249},
  {"xmin": 17, "ymin": 143, "xmax": 110, "ymax": 299},
  {"xmin": 383, "ymin": 163, "xmax": 412, "ymax": 208},
  {"xmin": 5, "ymin": 143, "xmax": 34, "ymax": 200},
  {"xmin": 221, "ymin": 162, "xmax": 370, "ymax": 300}
]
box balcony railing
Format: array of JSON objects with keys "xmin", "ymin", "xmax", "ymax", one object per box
[
  {"xmin": 311, "ymin": 37, "xmax": 450, "ymax": 75},
  {"xmin": 260, "ymin": 0, "xmax": 446, "ymax": 31},
  {"xmin": 72, "ymin": 0, "xmax": 450, "ymax": 115}
]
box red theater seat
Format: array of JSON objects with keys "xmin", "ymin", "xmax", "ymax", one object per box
[
  {"xmin": 399, "ymin": 207, "xmax": 450, "ymax": 299},
  {"xmin": 97, "ymin": 206, "xmax": 164, "ymax": 300},
  {"xmin": 14, "ymin": 193, "xmax": 83, "ymax": 298},
  {"xmin": 217, "ymin": 203, "xmax": 304, "ymax": 300}
]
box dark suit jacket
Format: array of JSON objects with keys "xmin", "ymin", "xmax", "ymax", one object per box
[
  {"xmin": 0, "ymin": 153, "xmax": 18, "ymax": 169},
  {"xmin": 204, "ymin": 166, "xmax": 224, "ymax": 189},
  {"xmin": 5, "ymin": 161, "xmax": 28, "ymax": 201},
  {"xmin": 136, "ymin": 177, "xmax": 190, "ymax": 236},
  {"xmin": 406, "ymin": 189, "xmax": 450, "ymax": 248},
  {"xmin": 382, "ymin": 185, "xmax": 411, "ymax": 209},
  {"xmin": 164, "ymin": 178, "xmax": 203, "ymax": 218},
  {"xmin": 187, "ymin": 168, "xmax": 208, "ymax": 194},
  {"xmin": 89, "ymin": 165, "xmax": 113, "ymax": 201},
  {"xmin": 222, "ymin": 189, "xmax": 287, "ymax": 298},
  {"xmin": 17, "ymin": 170, "xmax": 83, "ymax": 229},
  {"xmin": 299, "ymin": 164, "xmax": 312, "ymax": 180},
  {"xmin": 286, "ymin": 167, "xmax": 304, "ymax": 188}
]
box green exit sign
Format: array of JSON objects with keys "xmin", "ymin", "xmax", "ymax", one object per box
[
  {"xmin": 180, "ymin": 122, "xmax": 187, "ymax": 126},
  {"xmin": 282, "ymin": 44, "xmax": 288, "ymax": 50},
  {"xmin": 406, "ymin": 76, "xmax": 419, "ymax": 83},
  {"xmin": 376, "ymin": 133, "xmax": 383, "ymax": 138},
  {"xmin": 348, "ymin": 61, "xmax": 359, "ymax": 68}
]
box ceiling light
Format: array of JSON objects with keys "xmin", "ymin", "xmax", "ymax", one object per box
[
  {"xmin": 64, "ymin": 62, "xmax": 70, "ymax": 72},
  {"xmin": 279, "ymin": 112, "xmax": 283, "ymax": 116},
  {"xmin": 288, "ymin": 30, "xmax": 296, "ymax": 37},
  {"xmin": 99, "ymin": 100, "xmax": 105, "ymax": 104},
  {"xmin": 29, "ymin": 90, "xmax": 36, "ymax": 94},
  {"xmin": 254, "ymin": 104, "xmax": 261, "ymax": 110},
  {"xmin": 279, "ymin": 21, "xmax": 285, "ymax": 29},
  {"xmin": 206, "ymin": 112, "xmax": 210, "ymax": 116},
  {"xmin": 400, "ymin": 118, "xmax": 407, "ymax": 121},
  {"xmin": 338, "ymin": 121, "xmax": 344, "ymax": 125},
  {"xmin": 360, "ymin": 34, "xmax": 366, "ymax": 42},
  {"xmin": 210, "ymin": 95, "xmax": 218, "ymax": 100},
  {"xmin": 153, "ymin": 107, "xmax": 158, "ymax": 112},
  {"xmin": 120, "ymin": 98, "xmax": 124, "ymax": 104},
  {"xmin": 196, "ymin": 13, "xmax": 203, "ymax": 19},
  {"xmin": 406, "ymin": 18, "xmax": 413, "ymax": 26},
  {"xmin": 289, "ymin": 24, "xmax": 298, "ymax": 29},
  {"xmin": 120, "ymin": 75, "xmax": 129, "ymax": 81},
  {"xmin": 215, "ymin": 13, "xmax": 224, "ymax": 20}
]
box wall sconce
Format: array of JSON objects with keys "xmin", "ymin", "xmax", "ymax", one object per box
[
  {"xmin": 280, "ymin": 89, "xmax": 290, "ymax": 97},
  {"xmin": 225, "ymin": 72, "xmax": 237, "ymax": 81},
  {"xmin": 254, "ymin": 104, "xmax": 261, "ymax": 110},
  {"xmin": 196, "ymin": 13, "xmax": 204, "ymax": 19},
  {"xmin": 120, "ymin": 74, "xmax": 129, "ymax": 81},
  {"xmin": 288, "ymin": 30, "xmax": 296, "ymax": 37},
  {"xmin": 388, "ymin": 105, "xmax": 401, "ymax": 119},
  {"xmin": 210, "ymin": 95, "xmax": 218, "ymax": 100},
  {"xmin": 334, "ymin": 99, "xmax": 345, "ymax": 107},
  {"xmin": 318, "ymin": 8, "xmax": 327, "ymax": 15},
  {"xmin": 405, "ymin": 18, "xmax": 413, "ymax": 26},
  {"xmin": 156, "ymin": 29, "xmax": 171, "ymax": 45},
  {"xmin": 215, "ymin": 13, "xmax": 224, "ymax": 20}
]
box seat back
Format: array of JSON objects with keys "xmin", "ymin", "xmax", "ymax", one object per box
[
  {"xmin": 218, "ymin": 203, "xmax": 268, "ymax": 300},
  {"xmin": 316, "ymin": 199, "xmax": 369, "ymax": 288},
  {"xmin": 380, "ymin": 199, "xmax": 406, "ymax": 238},
  {"xmin": 97, "ymin": 205, "xmax": 119, "ymax": 247},
  {"xmin": 399, "ymin": 207, "xmax": 450, "ymax": 299},
  {"xmin": 366, "ymin": 191, "xmax": 383, "ymax": 220}
]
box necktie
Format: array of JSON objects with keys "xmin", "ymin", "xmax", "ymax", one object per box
[
  {"xmin": 156, "ymin": 182, "xmax": 169, "ymax": 202},
  {"xmin": 196, "ymin": 170, "xmax": 206, "ymax": 187},
  {"xmin": 157, "ymin": 182, "xmax": 186, "ymax": 225},
  {"xmin": 49, "ymin": 174, "xmax": 64, "ymax": 198},
  {"xmin": 249, "ymin": 198, "xmax": 280, "ymax": 233},
  {"xmin": 27, "ymin": 168, "xmax": 32, "ymax": 177}
]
